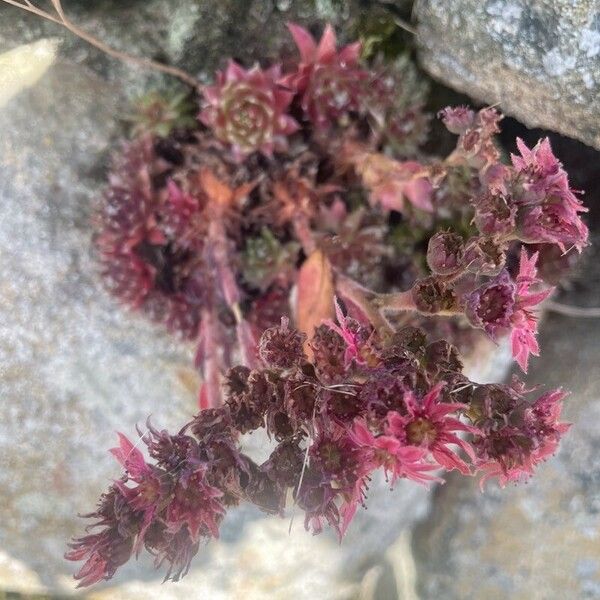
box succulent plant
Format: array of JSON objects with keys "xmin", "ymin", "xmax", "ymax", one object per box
[
  {"xmin": 71, "ymin": 22, "xmax": 589, "ymax": 587},
  {"xmin": 199, "ymin": 61, "xmax": 299, "ymax": 160},
  {"xmin": 126, "ymin": 90, "xmax": 197, "ymax": 138}
]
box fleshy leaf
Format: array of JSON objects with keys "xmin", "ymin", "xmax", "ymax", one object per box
[{"xmin": 296, "ymin": 250, "xmax": 335, "ymax": 353}]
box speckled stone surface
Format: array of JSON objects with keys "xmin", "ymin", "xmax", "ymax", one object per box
[
  {"xmin": 415, "ymin": 0, "xmax": 600, "ymax": 150},
  {"xmin": 0, "ymin": 59, "xmax": 202, "ymax": 593}
]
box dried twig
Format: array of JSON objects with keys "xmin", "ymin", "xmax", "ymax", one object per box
[
  {"xmin": 545, "ymin": 300, "xmax": 600, "ymax": 318},
  {"xmin": 1, "ymin": 0, "xmax": 199, "ymax": 88},
  {"xmin": 393, "ymin": 16, "xmax": 417, "ymax": 36}
]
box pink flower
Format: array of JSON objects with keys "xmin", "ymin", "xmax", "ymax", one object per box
[
  {"xmin": 350, "ymin": 420, "xmax": 441, "ymax": 485},
  {"xmin": 283, "ymin": 22, "xmax": 367, "ymax": 126},
  {"xmin": 384, "ymin": 384, "xmax": 477, "ymax": 475},
  {"xmin": 296, "ymin": 475, "xmax": 343, "ymax": 536},
  {"xmin": 165, "ymin": 466, "xmax": 225, "ymax": 542},
  {"xmin": 466, "ymin": 249, "xmax": 552, "ymax": 372},
  {"xmin": 200, "ymin": 60, "xmax": 299, "ymax": 159},
  {"xmin": 66, "ymin": 486, "xmax": 138, "ymax": 587},
  {"xmin": 304, "ymin": 425, "xmax": 368, "ymax": 537},
  {"xmin": 473, "ymin": 387, "xmax": 569, "ymax": 487},
  {"xmin": 527, "ymin": 389, "xmax": 571, "ymax": 455},
  {"xmin": 109, "ymin": 432, "xmax": 151, "ymax": 480},
  {"xmin": 510, "ymin": 249, "xmax": 553, "ymax": 372},
  {"xmin": 511, "ymin": 138, "xmax": 573, "ymax": 205},
  {"xmin": 465, "ymin": 270, "xmax": 516, "ymax": 340},
  {"xmin": 512, "ymin": 137, "xmax": 588, "ymax": 252},
  {"xmin": 110, "ymin": 434, "xmax": 165, "ymax": 553},
  {"xmin": 519, "ymin": 201, "xmax": 589, "ymax": 253}
]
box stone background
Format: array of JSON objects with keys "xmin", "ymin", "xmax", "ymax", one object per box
[{"xmin": 415, "ymin": 0, "xmax": 600, "ymax": 150}]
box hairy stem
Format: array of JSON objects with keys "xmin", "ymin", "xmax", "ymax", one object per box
[
  {"xmin": 336, "ymin": 272, "xmax": 465, "ymax": 334},
  {"xmin": 335, "ymin": 273, "xmax": 395, "ymax": 332},
  {"xmin": 374, "ymin": 290, "xmax": 416, "ymax": 313},
  {"xmin": 292, "ymin": 211, "xmax": 317, "ymax": 256}
]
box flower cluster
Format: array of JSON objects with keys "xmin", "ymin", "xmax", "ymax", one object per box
[
  {"xmin": 81, "ymin": 23, "xmax": 589, "ymax": 586},
  {"xmin": 96, "ymin": 24, "xmax": 588, "ymax": 399},
  {"xmin": 337, "ymin": 107, "xmax": 589, "ymax": 373},
  {"xmin": 94, "ymin": 23, "xmax": 431, "ymax": 406},
  {"xmin": 68, "ymin": 316, "xmax": 569, "ymax": 585}
]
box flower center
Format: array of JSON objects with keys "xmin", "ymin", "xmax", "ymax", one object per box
[
  {"xmin": 406, "ymin": 418, "xmax": 438, "ymax": 446},
  {"xmin": 317, "ymin": 442, "xmax": 342, "ymax": 472},
  {"xmin": 478, "ymin": 285, "xmax": 513, "ymax": 323}
]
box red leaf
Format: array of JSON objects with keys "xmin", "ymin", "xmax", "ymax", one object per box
[
  {"xmin": 296, "ymin": 250, "xmax": 335, "ymax": 353},
  {"xmin": 287, "ymin": 22, "xmax": 317, "ymax": 63}
]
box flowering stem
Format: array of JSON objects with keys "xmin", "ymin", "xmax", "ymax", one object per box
[
  {"xmin": 207, "ymin": 217, "xmax": 260, "ymax": 368},
  {"xmin": 336, "ymin": 273, "xmax": 464, "ymax": 334},
  {"xmin": 293, "ymin": 212, "xmax": 317, "ymax": 256},
  {"xmin": 374, "ymin": 290, "xmax": 416, "ymax": 312},
  {"xmin": 208, "ymin": 218, "xmax": 241, "ymax": 308},
  {"xmin": 335, "ymin": 273, "xmax": 395, "ymax": 332},
  {"xmin": 1, "ymin": 0, "xmax": 200, "ymax": 89},
  {"xmin": 197, "ymin": 308, "xmax": 225, "ymax": 409}
]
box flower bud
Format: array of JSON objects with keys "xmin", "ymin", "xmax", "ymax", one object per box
[
  {"xmin": 426, "ymin": 231, "xmax": 465, "ymax": 276},
  {"xmin": 309, "ymin": 324, "xmax": 347, "ymax": 383},
  {"xmin": 259, "ymin": 317, "xmax": 307, "ymax": 369},
  {"xmin": 464, "ymin": 237, "xmax": 507, "ymax": 276},
  {"xmin": 464, "ymin": 272, "xmax": 516, "ymax": 339},
  {"xmin": 412, "ymin": 276, "xmax": 458, "ymax": 314},
  {"xmin": 438, "ymin": 106, "xmax": 475, "ymax": 134}
]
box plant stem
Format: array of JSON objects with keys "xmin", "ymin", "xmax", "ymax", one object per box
[
  {"xmin": 374, "ymin": 290, "xmax": 416, "ymax": 313},
  {"xmin": 335, "ymin": 274, "xmax": 395, "ymax": 332},
  {"xmin": 336, "ymin": 272, "xmax": 466, "ymax": 334}
]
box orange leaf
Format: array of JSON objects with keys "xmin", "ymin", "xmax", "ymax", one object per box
[
  {"xmin": 199, "ymin": 168, "xmax": 258, "ymax": 208},
  {"xmin": 199, "ymin": 169, "xmax": 233, "ymax": 206},
  {"xmin": 296, "ymin": 250, "xmax": 335, "ymax": 353}
]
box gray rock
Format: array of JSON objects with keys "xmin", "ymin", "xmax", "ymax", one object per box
[
  {"xmin": 415, "ymin": 0, "xmax": 600, "ymax": 150},
  {"xmin": 412, "ymin": 233, "xmax": 600, "ymax": 600},
  {"xmin": 0, "ymin": 58, "xmax": 202, "ymax": 592}
]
